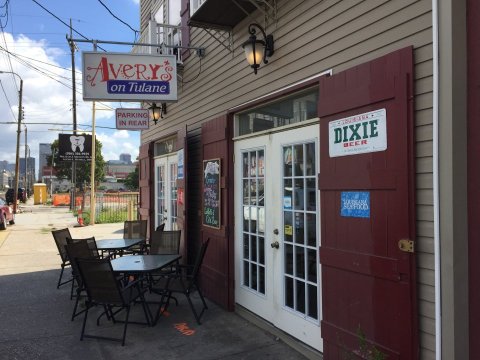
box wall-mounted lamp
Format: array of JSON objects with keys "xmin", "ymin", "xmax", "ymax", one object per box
[
  {"xmin": 148, "ymin": 102, "xmax": 167, "ymax": 125},
  {"xmin": 242, "ymin": 23, "xmax": 275, "ymax": 75}
]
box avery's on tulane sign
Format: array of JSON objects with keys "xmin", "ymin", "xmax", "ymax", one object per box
[
  {"xmin": 82, "ymin": 52, "xmax": 177, "ymax": 102},
  {"xmin": 340, "ymin": 191, "xmax": 370, "ymax": 218},
  {"xmin": 329, "ymin": 108, "xmax": 387, "ymax": 157},
  {"xmin": 58, "ymin": 134, "xmax": 92, "ymax": 162}
]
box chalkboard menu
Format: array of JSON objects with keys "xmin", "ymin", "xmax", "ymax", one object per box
[{"xmin": 203, "ymin": 159, "xmax": 221, "ymax": 228}]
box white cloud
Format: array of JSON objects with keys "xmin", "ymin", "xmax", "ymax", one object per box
[{"xmin": 0, "ymin": 32, "xmax": 140, "ymax": 177}]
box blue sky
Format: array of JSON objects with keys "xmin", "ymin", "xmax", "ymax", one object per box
[{"xmin": 0, "ymin": 0, "xmax": 142, "ymax": 170}]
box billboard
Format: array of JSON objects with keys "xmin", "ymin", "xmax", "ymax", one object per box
[
  {"xmin": 82, "ymin": 52, "xmax": 178, "ymax": 102},
  {"xmin": 58, "ymin": 134, "xmax": 92, "ymax": 162}
]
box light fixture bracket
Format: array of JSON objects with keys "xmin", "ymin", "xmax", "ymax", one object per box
[{"xmin": 242, "ymin": 23, "xmax": 275, "ymax": 75}]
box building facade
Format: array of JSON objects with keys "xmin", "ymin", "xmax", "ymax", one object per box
[
  {"xmin": 134, "ymin": 0, "xmax": 477, "ymax": 359},
  {"xmin": 38, "ymin": 143, "xmax": 51, "ymax": 180}
]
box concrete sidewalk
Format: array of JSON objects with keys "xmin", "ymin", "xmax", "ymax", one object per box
[{"xmin": 0, "ymin": 202, "xmax": 311, "ymax": 360}]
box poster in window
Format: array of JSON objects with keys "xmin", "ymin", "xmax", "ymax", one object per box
[{"xmin": 203, "ymin": 159, "xmax": 221, "ymax": 228}]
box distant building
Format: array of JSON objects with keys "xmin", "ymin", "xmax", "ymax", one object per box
[
  {"xmin": 39, "ymin": 143, "xmax": 52, "ymax": 180},
  {"xmin": 0, "ymin": 170, "xmax": 9, "ymax": 190},
  {"xmin": 19, "ymin": 157, "xmax": 35, "ymax": 190},
  {"xmin": 0, "ymin": 160, "xmax": 8, "ymax": 172},
  {"xmin": 104, "ymin": 162, "xmax": 136, "ymax": 180},
  {"xmin": 119, "ymin": 153, "xmax": 132, "ymax": 164}
]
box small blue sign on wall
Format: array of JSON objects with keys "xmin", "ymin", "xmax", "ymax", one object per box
[{"xmin": 340, "ymin": 191, "xmax": 370, "ymax": 218}]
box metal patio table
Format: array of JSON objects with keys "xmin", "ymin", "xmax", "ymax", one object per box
[{"xmin": 111, "ymin": 254, "xmax": 182, "ymax": 325}]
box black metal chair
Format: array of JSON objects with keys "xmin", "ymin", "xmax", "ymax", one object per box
[
  {"xmin": 123, "ymin": 220, "xmax": 147, "ymax": 239},
  {"xmin": 147, "ymin": 230, "xmax": 182, "ymax": 298},
  {"xmin": 76, "ymin": 257, "xmax": 152, "ymax": 346},
  {"xmin": 64, "ymin": 240, "xmax": 99, "ymax": 321},
  {"xmin": 66, "ymin": 236, "xmax": 100, "ymax": 258},
  {"xmin": 152, "ymin": 238, "xmax": 210, "ymax": 325},
  {"xmin": 155, "ymin": 223, "xmax": 165, "ymax": 232},
  {"xmin": 123, "ymin": 220, "xmax": 148, "ymax": 255},
  {"xmin": 52, "ymin": 228, "xmax": 73, "ymax": 289},
  {"xmin": 149, "ymin": 230, "xmax": 181, "ymax": 255}
]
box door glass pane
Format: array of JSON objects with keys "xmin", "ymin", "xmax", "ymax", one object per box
[
  {"xmin": 156, "ymin": 164, "xmax": 166, "ymax": 227},
  {"xmin": 241, "ymin": 149, "xmax": 266, "ymax": 295},
  {"xmin": 282, "ymin": 141, "xmax": 318, "ymax": 320},
  {"xmin": 170, "ymin": 162, "xmax": 178, "ymax": 230}
]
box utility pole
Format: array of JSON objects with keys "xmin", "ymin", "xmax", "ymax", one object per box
[
  {"xmin": 0, "ymin": 70, "xmax": 24, "ymax": 213},
  {"xmin": 69, "ymin": 19, "xmax": 78, "ymax": 211},
  {"xmin": 24, "ymin": 127, "xmax": 28, "ymax": 192}
]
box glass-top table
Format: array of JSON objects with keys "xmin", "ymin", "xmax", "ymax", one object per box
[
  {"xmin": 96, "ymin": 238, "xmax": 144, "ymax": 251},
  {"xmin": 111, "ymin": 254, "xmax": 181, "ymax": 273}
]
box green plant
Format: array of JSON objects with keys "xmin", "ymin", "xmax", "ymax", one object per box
[{"xmin": 354, "ymin": 325, "xmax": 387, "ymax": 360}]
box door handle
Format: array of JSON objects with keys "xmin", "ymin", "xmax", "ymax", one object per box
[
  {"xmin": 273, "ymin": 228, "xmax": 279, "ymax": 235},
  {"xmin": 270, "ymin": 241, "xmax": 279, "ymax": 249}
]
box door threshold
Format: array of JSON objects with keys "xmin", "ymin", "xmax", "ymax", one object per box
[{"xmin": 235, "ymin": 304, "xmax": 323, "ymax": 360}]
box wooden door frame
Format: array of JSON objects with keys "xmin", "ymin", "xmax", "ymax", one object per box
[{"xmin": 468, "ymin": 0, "xmax": 480, "ymax": 357}]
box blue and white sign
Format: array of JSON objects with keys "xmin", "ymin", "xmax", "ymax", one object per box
[
  {"xmin": 340, "ymin": 191, "xmax": 370, "ymax": 218},
  {"xmin": 177, "ymin": 149, "xmax": 184, "ymax": 180}
]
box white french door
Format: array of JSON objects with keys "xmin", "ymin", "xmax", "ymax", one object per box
[
  {"xmin": 154, "ymin": 155, "xmax": 178, "ymax": 230},
  {"xmin": 234, "ymin": 124, "xmax": 322, "ymax": 351}
]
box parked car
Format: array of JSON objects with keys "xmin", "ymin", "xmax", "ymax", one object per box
[
  {"xmin": 5, "ymin": 188, "xmax": 27, "ymax": 205},
  {"xmin": 0, "ymin": 198, "xmax": 15, "ymax": 230}
]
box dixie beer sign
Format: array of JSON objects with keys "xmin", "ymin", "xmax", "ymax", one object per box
[
  {"xmin": 82, "ymin": 52, "xmax": 177, "ymax": 102},
  {"xmin": 329, "ymin": 109, "xmax": 387, "ymax": 157}
]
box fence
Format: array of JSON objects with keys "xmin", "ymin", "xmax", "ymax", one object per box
[{"xmin": 80, "ymin": 192, "xmax": 140, "ymax": 224}]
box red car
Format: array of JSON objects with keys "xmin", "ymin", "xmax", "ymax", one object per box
[{"xmin": 0, "ymin": 197, "xmax": 15, "ymax": 230}]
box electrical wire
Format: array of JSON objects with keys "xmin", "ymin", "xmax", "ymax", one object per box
[
  {"xmin": 30, "ymin": 0, "xmax": 108, "ymax": 52},
  {"xmin": 0, "ymin": 78, "xmax": 16, "ymax": 120},
  {"xmin": 0, "ymin": 0, "xmax": 9, "ymax": 30},
  {"xmin": 96, "ymin": 0, "xmax": 138, "ymax": 37},
  {"xmin": 0, "ymin": 47, "xmax": 83, "ymax": 75}
]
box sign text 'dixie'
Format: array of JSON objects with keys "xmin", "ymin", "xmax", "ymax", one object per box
[{"xmin": 329, "ymin": 109, "xmax": 387, "ymax": 157}]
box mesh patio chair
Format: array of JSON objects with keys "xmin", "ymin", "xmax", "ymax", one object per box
[
  {"xmin": 147, "ymin": 230, "xmax": 182, "ymax": 297},
  {"xmin": 152, "ymin": 238, "xmax": 210, "ymax": 325},
  {"xmin": 155, "ymin": 223, "xmax": 165, "ymax": 232},
  {"xmin": 64, "ymin": 240, "xmax": 100, "ymax": 321},
  {"xmin": 66, "ymin": 236, "xmax": 100, "ymax": 258},
  {"xmin": 76, "ymin": 257, "xmax": 152, "ymax": 346},
  {"xmin": 52, "ymin": 228, "xmax": 73, "ymax": 289},
  {"xmin": 123, "ymin": 220, "xmax": 147, "ymax": 239},
  {"xmin": 149, "ymin": 230, "xmax": 181, "ymax": 255},
  {"xmin": 123, "ymin": 220, "xmax": 148, "ymax": 255}
]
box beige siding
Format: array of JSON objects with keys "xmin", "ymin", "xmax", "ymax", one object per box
[{"xmin": 141, "ymin": 0, "xmax": 435, "ymax": 357}]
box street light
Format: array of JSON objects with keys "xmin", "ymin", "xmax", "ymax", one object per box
[{"xmin": 0, "ymin": 70, "xmax": 23, "ymax": 214}]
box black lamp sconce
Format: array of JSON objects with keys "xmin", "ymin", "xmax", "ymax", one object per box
[
  {"xmin": 148, "ymin": 102, "xmax": 167, "ymax": 125},
  {"xmin": 242, "ymin": 23, "xmax": 275, "ymax": 75}
]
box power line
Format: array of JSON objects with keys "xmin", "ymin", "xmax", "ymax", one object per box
[
  {"xmin": 97, "ymin": 0, "xmax": 138, "ymax": 37},
  {"xmin": 0, "ymin": 79, "xmax": 16, "ymax": 120},
  {"xmin": 0, "ymin": 47, "xmax": 82, "ymax": 75},
  {"xmin": 30, "ymin": 0, "xmax": 107, "ymax": 52}
]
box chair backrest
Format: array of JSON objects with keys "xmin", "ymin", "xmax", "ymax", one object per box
[
  {"xmin": 156, "ymin": 223, "xmax": 165, "ymax": 232},
  {"xmin": 66, "ymin": 236, "xmax": 99, "ymax": 258},
  {"xmin": 76, "ymin": 257, "xmax": 124, "ymax": 305},
  {"xmin": 150, "ymin": 230, "xmax": 181, "ymax": 255},
  {"xmin": 189, "ymin": 238, "xmax": 210, "ymax": 285},
  {"xmin": 52, "ymin": 228, "xmax": 72, "ymax": 263},
  {"xmin": 64, "ymin": 240, "xmax": 96, "ymax": 287},
  {"xmin": 123, "ymin": 220, "xmax": 147, "ymax": 240}
]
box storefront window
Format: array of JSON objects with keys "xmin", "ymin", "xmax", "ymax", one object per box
[{"xmin": 235, "ymin": 88, "xmax": 318, "ymax": 136}]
